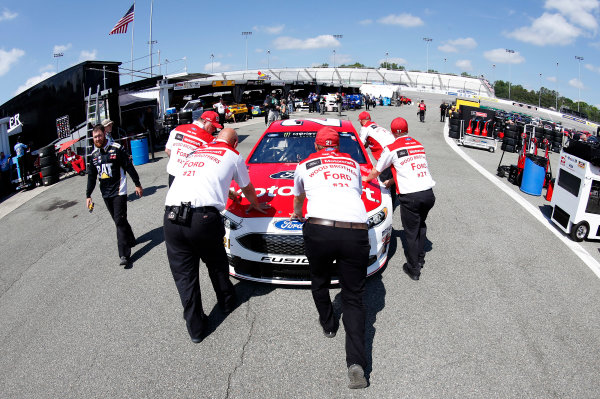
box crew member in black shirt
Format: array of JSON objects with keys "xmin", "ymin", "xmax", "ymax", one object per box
[{"xmin": 86, "ymin": 124, "xmax": 143, "ymax": 267}]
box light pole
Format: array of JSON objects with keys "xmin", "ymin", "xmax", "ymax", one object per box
[
  {"xmin": 423, "ymin": 37, "xmax": 433, "ymax": 72},
  {"xmin": 53, "ymin": 52, "xmax": 63, "ymax": 73},
  {"xmin": 556, "ymin": 62, "xmax": 559, "ymax": 110},
  {"xmin": 148, "ymin": 0, "xmax": 157, "ymax": 76},
  {"xmin": 575, "ymin": 55, "xmax": 584, "ymax": 112},
  {"xmin": 242, "ymin": 31, "xmax": 252, "ymax": 70},
  {"xmin": 165, "ymin": 59, "xmax": 169, "ymax": 75},
  {"xmin": 332, "ymin": 34, "xmax": 343, "ymax": 68},
  {"xmin": 539, "ymin": 73, "xmax": 542, "ymax": 107},
  {"xmin": 505, "ymin": 49, "xmax": 515, "ymax": 100},
  {"xmin": 267, "ymin": 50, "xmax": 270, "ymax": 69},
  {"xmin": 385, "ymin": 52, "xmax": 389, "ymax": 68},
  {"xmin": 210, "ymin": 54, "xmax": 214, "ymax": 73},
  {"xmin": 492, "ymin": 64, "xmax": 496, "ymax": 84}
]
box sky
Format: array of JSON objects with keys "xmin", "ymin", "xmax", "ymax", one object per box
[{"xmin": 0, "ymin": 0, "xmax": 599, "ymax": 107}]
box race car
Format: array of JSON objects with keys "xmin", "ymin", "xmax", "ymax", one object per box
[{"xmin": 222, "ymin": 118, "xmax": 393, "ymax": 285}]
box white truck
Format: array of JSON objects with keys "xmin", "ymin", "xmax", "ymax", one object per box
[{"xmin": 550, "ymin": 150, "xmax": 600, "ymax": 241}]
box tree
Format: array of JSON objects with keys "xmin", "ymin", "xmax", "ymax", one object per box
[
  {"xmin": 339, "ymin": 62, "xmax": 366, "ymax": 68},
  {"xmin": 380, "ymin": 62, "xmax": 405, "ymax": 70}
]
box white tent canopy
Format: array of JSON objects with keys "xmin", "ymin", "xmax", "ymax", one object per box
[{"xmin": 359, "ymin": 84, "xmax": 400, "ymax": 98}]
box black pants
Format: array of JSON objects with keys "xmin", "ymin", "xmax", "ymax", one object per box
[
  {"xmin": 419, "ymin": 110, "xmax": 425, "ymax": 122},
  {"xmin": 303, "ymin": 222, "xmax": 370, "ymax": 368},
  {"xmin": 379, "ymin": 167, "xmax": 397, "ymax": 207},
  {"xmin": 163, "ymin": 210, "xmax": 235, "ymax": 340},
  {"xmin": 365, "ymin": 101, "xmax": 369, "ymax": 110},
  {"xmin": 103, "ymin": 195, "xmax": 136, "ymax": 258},
  {"xmin": 218, "ymin": 112, "xmax": 225, "ymax": 127},
  {"xmin": 397, "ymin": 188, "xmax": 435, "ymax": 276},
  {"xmin": 440, "ymin": 112, "xmax": 446, "ymax": 122}
]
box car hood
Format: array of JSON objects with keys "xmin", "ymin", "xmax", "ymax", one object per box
[{"xmin": 226, "ymin": 163, "xmax": 384, "ymax": 218}]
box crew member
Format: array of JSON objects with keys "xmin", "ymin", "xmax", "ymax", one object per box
[
  {"xmin": 440, "ymin": 102, "xmax": 448, "ymax": 122},
  {"xmin": 86, "ymin": 124, "xmax": 143, "ymax": 267},
  {"xmin": 165, "ymin": 111, "xmax": 219, "ymax": 187},
  {"xmin": 291, "ymin": 127, "xmax": 369, "ymax": 389},
  {"xmin": 213, "ymin": 98, "xmax": 226, "ymax": 127},
  {"xmin": 418, "ymin": 100, "xmax": 427, "ymax": 122},
  {"xmin": 357, "ymin": 111, "xmax": 396, "ymax": 203},
  {"xmin": 336, "ymin": 92, "xmax": 342, "ymax": 117},
  {"xmin": 266, "ymin": 90, "xmax": 281, "ymax": 126},
  {"xmin": 63, "ymin": 147, "xmax": 86, "ymax": 175},
  {"xmin": 363, "ymin": 118, "xmax": 435, "ymax": 281},
  {"xmin": 164, "ymin": 128, "xmax": 267, "ymax": 343}
]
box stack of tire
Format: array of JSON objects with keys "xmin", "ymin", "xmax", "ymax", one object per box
[
  {"xmin": 501, "ymin": 123, "xmax": 520, "ymax": 153},
  {"xmin": 178, "ymin": 111, "xmax": 193, "ymax": 126},
  {"xmin": 448, "ymin": 117, "xmax": 460, "ymax": 139},
  {"xmin": 551, "ymin": 129, "xmax": 563, "ymax": 153},
  {"xmin": 164, "ymin": 112, "xmax": 178, "ymax": 135},
  {"xmin": 38, "ymin": 145, "xmax": 59, "ymax": 186}
]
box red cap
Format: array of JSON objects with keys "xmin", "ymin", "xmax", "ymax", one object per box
[
  {"xmin": 390, "ymin": 117, "xmax": 408, "ymax": 134},
  {"xmin": 315, "ymin": 127, "xmax": 339, "ymax": 147},
  {"xmin": 201, "ymin": 111, "xmax": 223, "ymax": 129},
  {"xmin": 358, "ymin": 111, "xmax": 371, "ymax": 121}
]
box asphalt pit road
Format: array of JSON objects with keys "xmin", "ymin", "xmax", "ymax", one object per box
[{"xmin": 43, "ymin": 199, "xmax": 78, "ymax": 211}]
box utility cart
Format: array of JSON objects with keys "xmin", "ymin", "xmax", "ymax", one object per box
[
  {"xmin": 459, "ymin": 131, "xmax": 497, "ymax": 153},
  {"xmin": 550, "ymin": 150, "xmax": 600, "ymax": 241}
]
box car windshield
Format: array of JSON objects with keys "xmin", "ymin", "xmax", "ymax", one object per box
[{"xmin": 248, "ymin": 131, "xmax": 367, "ymax": 164}]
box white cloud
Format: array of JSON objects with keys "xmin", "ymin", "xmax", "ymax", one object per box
[
  {"xmin": 273, "ymin": 35, "xmax": 341, "ymax": 50},
  {"xmin": 255, "ymin": 48, "xmax": 263, "ymax": 53},
  {"xmin": 378, "ymin": 57, "xmax": 407, "ymax": 66},
  {"xmin": 483, "ymin": 48, "xmax": 525, "ymax": 64},
  {"xmin": 0, "ymin": 48, "xmax": 25, "ymax": 76},
  {"xmin": 545, "ymin": 0, "xmax": 599, "ymax": 31},
  {"xmin": 329, "ymin": 53, "xmax": 352, "ymax": 65},
  {"xmin": 547, "ymin": 76, "xmax": 557, "ymax": 82},
  {"xmin": 507, "ymin": 13, "xmax": 581, "ymax": 46},
  {"xmin": 585, "ymin": 63, "xmax": 600, "ymax": 73},
  {"xmin": 438, "ymin": 37, "xmax": 477, "ymax": 53},
  {"xmin": 53, "ymin": 43, "xmax": 72, "ymax": 54},
  {"xmin": 359, "ymin": 19, "xmax": 372, "ymax": 25},
  {"xmin": 79, "ymin": 49, "xmax": 97, "ymax": 61},
  {"xmin": 456, "ymin": 59, "xmax": 473, "ymax": 71},
  {"xmin": 378, "ymin": 13, "xmax": 424, "ymax": 27},
  {"xmin": 569, "ymin": 78, "xmax": 585, "ymax": 89},
  {"xmin": 253, "ymin": 24, "xmax": 285, "ymax": 34},
  {"xmin": 203, "ymin": 61, "xmax": 234, "ymax": 72},
  {"xmin": 39, "ymin": 64, "xmax": 54, "ymax": 73},
  {"xmin": 15, "ymin": 71, "xmax": 56, "ymax": 95},
  {"xmin": 0, "ymin": 8, "xmax": 18, "ymax": 21}
]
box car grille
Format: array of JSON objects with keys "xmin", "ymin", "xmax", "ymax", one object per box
[{"xmin": 237, "ymin": 233, "xmax": 305, "ymax": 255}]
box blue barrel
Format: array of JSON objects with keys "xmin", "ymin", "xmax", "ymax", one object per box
[
  {"xmin": 131, "ymin": 138, "xmax": 149, "ymax": 166},
  {"xmin": 520, "ymin": 155, "xmax": 547, "ymax": 196}
]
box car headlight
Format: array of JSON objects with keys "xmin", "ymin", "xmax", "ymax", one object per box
[
  {"xmin": 223, "ymin": 215, "xmax": 241, "ymax": 230},
  {"xmin": 367, "ymin": 207, "xmax": 388, "ymax": 229}
]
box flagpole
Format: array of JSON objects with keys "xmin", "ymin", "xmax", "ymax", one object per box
[
  {"xmin": 149, "ymin": 0, "xmax": 154, "ymax": 77},
  {"xmin": 130, "ymin": 0, "xmax": 136, "ymax": 82}
]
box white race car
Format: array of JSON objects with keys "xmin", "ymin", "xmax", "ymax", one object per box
[{"xmin": 223, "ymin": 118, "xmax": 393, "ymax": 285}]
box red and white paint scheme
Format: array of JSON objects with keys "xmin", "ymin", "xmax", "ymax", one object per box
[{"xmin": 222, "ymin": 118, "xmax": 393, "ymax": 285}]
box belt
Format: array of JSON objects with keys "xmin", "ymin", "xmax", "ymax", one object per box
[
  {"xmin": 165, "ymin": 205, "xmax": 219, "ymax": 213},
  {"xmin": 307, "ymin": 217, "xmax": 367, "ymax": 230}
]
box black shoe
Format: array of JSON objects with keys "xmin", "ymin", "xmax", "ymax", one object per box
[
  {"xmin": 119, "ymin": 256, "xmax": 129, "ymax": 266},
  {"xmin": 191, "ymin": 314, "xmax": 208, "ymax": 343},
  {"xmin": 220, "ymin": 294, "xmax": 238, "ymax": 315},
  {"xmin": 321, "ymin": 319, "xmax": 338, "ymax": 338},
  {"xmin": 348, "ymin": 364, "xmax": 368, "ymax": 389},
  {"xmin": 403, "ymin": 263, "xmax": 419, "ymax": 281}
]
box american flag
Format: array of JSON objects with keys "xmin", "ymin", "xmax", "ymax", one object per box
[{"xmin": 109, "ymin": 4, "xmax": 135, "ymax": 35}]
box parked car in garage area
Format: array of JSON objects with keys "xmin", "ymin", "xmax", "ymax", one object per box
[{"xmin": 222, "ymin": 118, "xmax": 393, "ymax": 285}]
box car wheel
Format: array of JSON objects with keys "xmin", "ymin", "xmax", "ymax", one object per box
[{"xmin": 570, "ymin": 221, "xmax": 589, "ymax": 242}]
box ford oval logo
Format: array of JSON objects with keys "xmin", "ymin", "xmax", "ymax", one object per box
[
  {"xmin": 274, "ymin": 219, "xmax": 304, "ymax": 230},
  {"xmin": 270, "ymin": 170, "xmax": 295, "ymax": 180}
]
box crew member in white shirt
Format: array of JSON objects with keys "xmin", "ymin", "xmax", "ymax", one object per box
[
  {"xmin": 291, "ymin": 127, "xmax": 369, "ymax": 389},
  {"xmin": 363, "ymin": 117, "xmax": 436, "ymax": 281},
  {"xmin": 163, "ymin": 128, "xmax": 266, "ymax": 343}
]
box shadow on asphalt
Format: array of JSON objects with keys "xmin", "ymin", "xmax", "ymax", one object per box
[
  {"xmin": 128, "ymin": 184, "xmax": 166, "ymax": 201},
  {"xmin": 203, "ymin": 280, "xmax": 275, "ymax": 337},
  {"xmin": 391, "ymin": 229, "xmax": 433, "ymax": 267},
  {"xmin": 539, "ymin": 204, "xmax": 553, "ymax": 218},
  {"xmin": 127, "ymin": 226, "xmax": 165, "ymax": 268},
  {"xmin": 364, "ymin": 272, "xmax": 386, "ymax": 378}
]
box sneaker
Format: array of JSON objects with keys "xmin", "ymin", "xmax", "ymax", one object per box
[
  {"xmin": 348, "ymin": 364, "xmax": 368, "ymax": 389},
  {"xmin": 119, "ymin": 256, "xmax": 129, "ymax": 266}
]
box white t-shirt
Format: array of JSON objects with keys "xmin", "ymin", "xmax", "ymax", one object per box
[
  {"xmin": 213, "ymin": 102, "xmax": 225, "ymax": 114},
  {"xmin": 358, "ymin": 121, "xmax": 395, "ymax": 161},
  {"xmin": 293, "ymin": 149, "xmax": 367, "ymax": 223},
  {"xmin": 376, "ymin": 136, "xmax": 435, "ymax": 194},
  {"xmin": 165, "ymin": 140, "xmax": 250, "ymax": 211},
  {"xmin": 165, "ymin": 121, "xmax": 214, "ymax": 176}
]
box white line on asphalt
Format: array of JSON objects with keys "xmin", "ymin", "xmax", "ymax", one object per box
[{"xmin": 443, "ymin": 125, "xmax": 600, "ymax": 279}]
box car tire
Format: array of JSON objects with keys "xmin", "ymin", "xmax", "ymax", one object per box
[
  {"xmin": 570, "ymin": 221, "xmax": 589, "ymax": 242},
  {"xmin": 501, "ymin": 143, "xmax": 516, "ymax": 153},
  {"xmin": 503, "ymin": 138, "xmax": 517, "ymax": 146},
  {"xmin": 504, "ymin": 130, "xmax": 518, "ymax": 139},
  {"xmin": 40, "ymin": 156, "xmax": 57, "ymax": 167},
  {"xmin": 41, "ymin": 165, "xmax": 59, "ymax": 177},
  {"xmin": 42, "ymin": 175, "xmax": 59, "ymax": 186}
]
